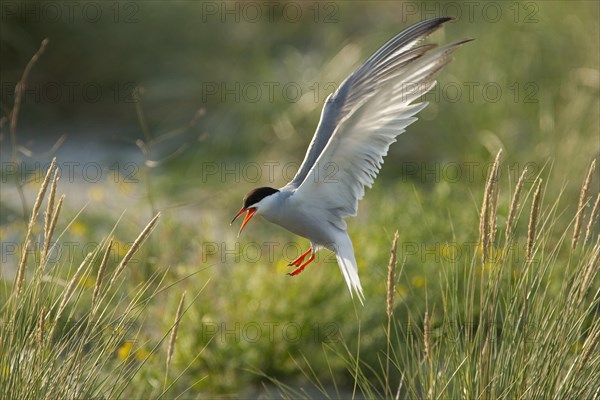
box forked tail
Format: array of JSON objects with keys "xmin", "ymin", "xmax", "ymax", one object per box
[{"xmin": 334, "ymin": 234, "xmax": 365, "ymax": 304}]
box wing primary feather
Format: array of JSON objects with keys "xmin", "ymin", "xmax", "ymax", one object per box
[
  {"xmin": 361, "ymin": 17, "xmax": 453, "ymax": 69},
  {"xmin": 293, "ymin": 35, "xmax": 472, "ymax": 217},
  {"xmin": 284, "ymin": 17, "xmax": 460, "ymax": 190}
]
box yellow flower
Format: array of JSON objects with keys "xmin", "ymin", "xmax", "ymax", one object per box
[
  {"xmin": 276, "ymin": 259, "xmax": 289, "ymax": 274},
  {"xmin": 70, "ymin": 221, "xmax": 88, "ymax": 237},
  {"xmin": 411, "ymin": 276, "xmax": 426, "ymax": 288},
  {"xmin": 483, "ymin": 246, "xmax": 503, "ymax": 272},
  {"xmin": 571, "ymin": 341, "xmax": 583, "ymax": 353},
  {"xmin": 117, "ymin": 341, "xmax": 133, "ymax": 360},
  {"xmin": 79, "ymin": 275, "xmax": 95, "ymax": 289},
  {"xmin": 112, "ymin": 239, "xmax": 129, "ymax": 258}
]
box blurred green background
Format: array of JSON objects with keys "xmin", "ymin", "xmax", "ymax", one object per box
[
  {"xmin": 3, "ymin": 1, "xmax": 597, "ymax": 167},
  {"xmin": 1, "ymin": 0, "xmax": 598, "ymax": 396}
]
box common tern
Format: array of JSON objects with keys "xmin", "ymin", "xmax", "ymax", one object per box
[{"xmin": 232, "ymin": 17, "xmax": 471, "ymax": 302}]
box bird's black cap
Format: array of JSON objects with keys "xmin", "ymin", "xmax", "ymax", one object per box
[{"xmin": 243, "ymin": 187, "xmax": 279, "ymax": 208}]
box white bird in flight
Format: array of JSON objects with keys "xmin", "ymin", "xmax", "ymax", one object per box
[{"xmin": 232, "ymin": 17, "xmax": 471, "ymax": 303}]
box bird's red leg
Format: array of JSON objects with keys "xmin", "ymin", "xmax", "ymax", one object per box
[
  {"xmin": 288, "ymin": 247, "xmax": 312, "ymax": 267},
  {"xmin": 288, "ymin": 251, "xmax": 315, "ymax": 276}
]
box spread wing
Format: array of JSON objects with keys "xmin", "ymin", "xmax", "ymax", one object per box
[
  {"xmin": 284, "ymin": 17, "xmax": 463, "ymax": 190},
  {"xmin": 289, "ymin": 24, "xmax": 470, "ymax": 229}
]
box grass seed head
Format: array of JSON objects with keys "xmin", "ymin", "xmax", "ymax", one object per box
[
  {"xmin": 109, "ymin": 213, "xmax": 161, "ymax": 287},
  {"xmin": 506, "ymin": 166, "xmax": 528, "ymax": 241},
  {"xmin": 487, "ymin": 150, "xmax": 502, "ymax": 248},
  {"xmin": 480, "ymin": 150, "xmax": 502, "ymax": 264},
  {"xmin": 584, "ymin": 193, "xmax": 599, "ymax": 245},
  {"xmin": 92, "ymin": 239, "xmax": 113, "ymax": 309},
  {"xmin": 572, "ymin": 159, "xmax": 596, "ymax": 249},
  {"xmin": 166, "ymin": 291, "xmax": 187, "ymax": 387},
  {"xmin": 526, "ymin": 179, "xmax": 543, "ymax": 261},
  {"xmin": 386, "ymin": 231, "xmax": 400, "ymax": 318},
  {"xmin": 41, "ymin": 170, "xmax": 61, "ymax": 266},
  {"xmin": 423, "ymin": 311, "xmax": 431, "ymax": 361},
  {"xmin": 15, "ymin": 158, "xmax": 56, "ymax": 296}
]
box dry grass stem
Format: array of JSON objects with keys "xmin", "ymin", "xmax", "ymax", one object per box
[
  {"xmin": 44, "ymin": 169, "xmax": 59, "ymax": 240},
  {"xmin": 479, "ymin": 184, "xmax": 490, "ymax": 263},
  {"xmin": 40, "ymin": 194, "xmax": 65, "ymax": 274},
  {"xmin": 41, "ymin": 170, "xmax": 60, "ymax": 265},
  {"xmin": 15, "ymin": 158, "xmax": 56, "ymax": 295},
  {"xmin": 385, "ymin": 230, "xmax": 399, "ymax": 400},
  {"xmin": 578, "ymin": 239, "xmax": 599, "ymax": 303},
  {"xmin": 489, "ymin": 182, "xmax": 500, "ymax": 244},
  {"xmin": 480, "ymin": 150, "xmax": 502, "ymax": 263},
  {"xmin": 574, "ymin": 319, "xmax": 600, "ymax": 377},
  {"xmin": 395, "ymin": 372, "xmax": 404, "ymax": 400},
  {"xmin": 38, "ymin": 306, "xmax": 46, "ymax": 349},
  {"xmin": 423, "ymin": 311, "xmax": 431, "ymax": 362},
  {"xmin": 506, "ymin": 166, "xmax": 528, "ymax": 240},
  {"xmin": 386, "ymin": 231, "xmax": 400, "ymax": 318},
  {"xmin": 29, "ymin": 157, "xmax": 56, "ymax": 228},
  {"xmin": 526, "ymin": 179, "xmax": 543, "ymax": 261},
  {"xmin": 487, "ymin": 150, "xmax": 502, "ymax": 247},
  {"xmin": 15, "ymin": 239, "xmax": 31, "ymax": 295},
  {"xmin": 92, "ymin": 239, "xmax": 113, "ymax": 308},
  {"xmin": 47, "ymin": 195, "xmax": 65, "ymax": 243},
  {"xmin": 10, "ymin": 38, "xmax": 49, "ymax": 160},
  {"xmin": 572, "ymin": 159, "xmax": 596, "ymax": 249},
  {"xmin": 109, "ymin": 213, "xmax": 161, "ymax": 286},
  {"xmin": 166, "ymin": 291, "xmax": 187, "ymax": 386},
  {"xmin": 584, "ymin": 193, "xmax": 599, "ymax": 245}
]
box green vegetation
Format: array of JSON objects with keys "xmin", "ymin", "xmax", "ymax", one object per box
[
  {"xmin": 270, "ymin": 156, "xmax": 600, "ymax": 399},
  {"xmin": 1, "ymin": 1, "xmax": 598, "ymax": 398}
]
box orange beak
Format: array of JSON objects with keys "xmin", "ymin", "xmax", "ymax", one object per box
[{"xmin": 230, "ymin": 207, "xmax": 257, "ymax": 236}]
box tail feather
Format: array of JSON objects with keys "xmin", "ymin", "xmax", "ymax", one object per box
[{"xmin": 334, "ymin": 235, "xmax": 365, "ymax": 304}]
